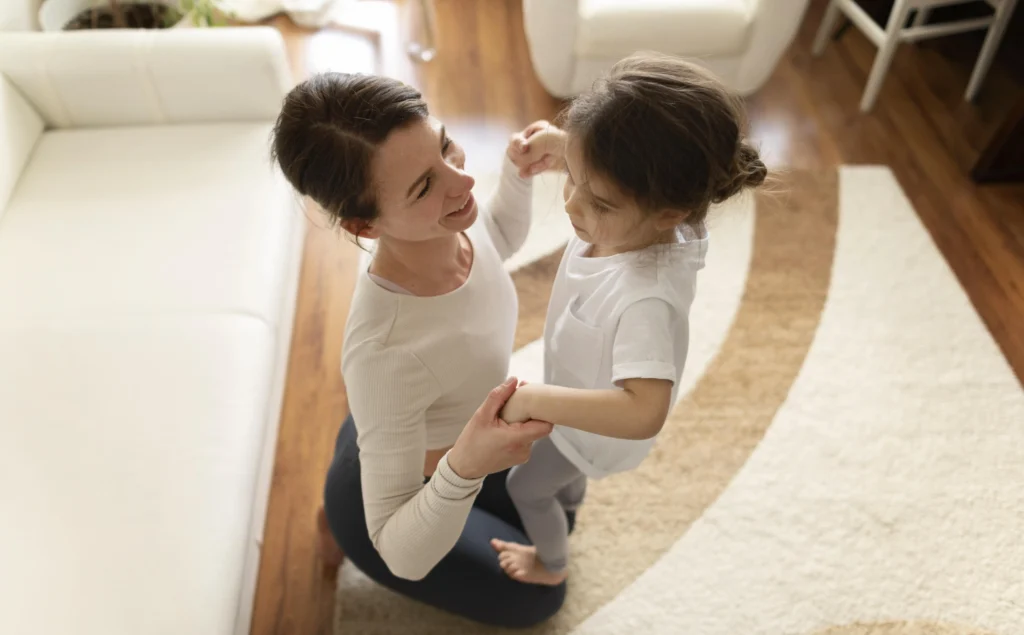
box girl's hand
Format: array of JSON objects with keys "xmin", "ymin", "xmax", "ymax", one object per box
[
  {"xmin": 498, "ymin": 382, "xmax": 535, "ymax": 424},
  {"xmin": 446, "ymin": 378, "xmax": 553, "ymax": 480},
  {"xmin": 507, "ymin": 120, "xmax": 567, "ymax": 178}
]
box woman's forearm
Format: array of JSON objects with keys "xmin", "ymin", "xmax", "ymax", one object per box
[
  {"xmin": 481, "ymin": 156, "xmax": 532, "ymax": 261},
  {"xmin": 514, "ymin": 381, "xmax": 671, "ymax": 440},
  {"xmin": 366, "ymin": 451, "xmax": 482, "ymax": 581}
]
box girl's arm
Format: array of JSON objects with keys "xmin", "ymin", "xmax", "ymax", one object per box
[
  {"xmin": 502, "ymin": 378, "xmax": 673, "ymax": 440},
  {"xmin": 501, "ymin": 297, "xmax": 683, "ymax": 440}
]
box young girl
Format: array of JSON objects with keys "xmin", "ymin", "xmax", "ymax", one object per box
[{"xmin": 493, "ymin": 52, "xmax": 767, "ymax": 585}]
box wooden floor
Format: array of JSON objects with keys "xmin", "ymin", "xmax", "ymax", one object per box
[{"xmin": 250, "ymin": 1, "xmax": 1024, "ymax": 633}]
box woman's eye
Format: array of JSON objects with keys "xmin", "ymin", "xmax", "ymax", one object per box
[
  {"xmin": 417, "ymin": 177, "xmax": 431, "ymax": 200},
  {"xmin": 442, "ymin": 137, "xmax": 453, "ymax": 154}
]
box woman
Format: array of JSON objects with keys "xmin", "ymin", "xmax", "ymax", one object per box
[{"xmin": 270, "ymin": 72, "xmax": 570, "ymax": 627}]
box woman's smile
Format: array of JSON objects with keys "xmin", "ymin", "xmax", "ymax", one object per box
[{"xmin": 446, "ymin": 192, "xmax": 476, "ymax": 220}]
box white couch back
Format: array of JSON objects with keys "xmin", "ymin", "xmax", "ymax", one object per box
[
  {"xmin": 0, "ymin": 27, "xmax": 291, "ymax": 129},
  {"xmin": 0, "ymin": 0, "xmax": 42, "ymax": 32},
  {"xmin": 0, "ymin": 76, "xmax": 43, "ymax": 217}
]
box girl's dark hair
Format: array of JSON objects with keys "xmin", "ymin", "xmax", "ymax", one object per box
[
  {"xmin": 270, "ymin": 72, "xmax": 429, "ymax": 234},
  {"xmin": 564, "ymin": 52, "xmax": 767, "ymax": 226}
]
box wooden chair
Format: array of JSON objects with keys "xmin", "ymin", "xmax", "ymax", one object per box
[{"xmin": 813, "ymin": 0, "xmax": 1021, "ymax": 111}]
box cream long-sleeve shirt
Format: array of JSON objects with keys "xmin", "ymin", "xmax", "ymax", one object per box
[{"xmin": 341, "ymin": 156, "xmax": 531, "ymax": 580}]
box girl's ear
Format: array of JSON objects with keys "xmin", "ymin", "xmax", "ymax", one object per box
[
  {"xmin": 654, "ymin": 208, "xmax": 689, "ymax": 230},
  {"xmin": 340, "ymin": 218, "xmax": 381, "ymax": 240}
]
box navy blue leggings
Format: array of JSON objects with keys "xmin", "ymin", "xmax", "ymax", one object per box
[{"xmin": 323, "ymin": 415, "xmax": 573, "ymax": 628}]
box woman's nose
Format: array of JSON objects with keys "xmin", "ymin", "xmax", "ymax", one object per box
[{"xmin": 448, "ymin": 169, "xmax": 475, "ymax": 197}]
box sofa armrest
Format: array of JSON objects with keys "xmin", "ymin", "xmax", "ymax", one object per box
[
  {"xmin": 0, "ymin": 27, "xmax": 292, "ymax": 129},
  {"xmin": 0, "ymin": 76, "xmax": 43, "ymax": 217},
  {"xmin": 523, "ymin": 0, "xmax": 581, "ymax": 99},
  {"xmin": 735, "ymin": 0, "xmax": 810, "ymax": 94}
]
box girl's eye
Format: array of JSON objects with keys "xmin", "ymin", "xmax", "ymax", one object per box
[
  {"xmin": 442, "ymin": 137, "xmax": 453, "ymax": 154},
  {"xmin": 592, "ymin": 201, "xmax": 608, "ymax": 214}
]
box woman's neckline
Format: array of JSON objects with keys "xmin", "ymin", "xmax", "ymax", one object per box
[{"xmin": 366, "ymin": 231, "xmax": 477, "ymax": 299}]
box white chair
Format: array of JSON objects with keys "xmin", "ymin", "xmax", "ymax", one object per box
[
  {"xmin": 522, "ymin": 0, "xmax": 811, "ymax": 99},
  {"xmin": 813, "ymin": 0, "xmax": 1021, "ymax": 112}
]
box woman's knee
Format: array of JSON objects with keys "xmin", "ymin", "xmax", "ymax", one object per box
[{"xmin": 498, "ymin": 584, "xmax": 566, "ymax": 629}]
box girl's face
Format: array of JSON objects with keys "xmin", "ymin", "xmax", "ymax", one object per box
[
  {"xmin": 562, "ymin": 137, "xmax": 669, "ymax": 255},
  {"xmin": 363, "ymin": 116, "xmax": 478, "ymax": 243}
]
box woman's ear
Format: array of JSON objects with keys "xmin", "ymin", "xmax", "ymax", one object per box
[
  {"xmin": 340, "ymin": 218, "xmax": 381, "ymax": 240},
  {"xmin": 655, "ymin": 209, "xmax": 689, "ymax": 230}
]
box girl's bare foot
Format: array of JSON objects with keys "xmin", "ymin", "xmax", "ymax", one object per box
[
  {"xmin": 316, "ymin": 506, "xmax": 345, "ymax": 569},
  {"xmin": 490, "ymin": 538, "xmax": 567, "ymax": 586}
]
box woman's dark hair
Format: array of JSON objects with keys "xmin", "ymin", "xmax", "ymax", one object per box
[
  {"xmin": 563, "ymin": 52, "xmax": 767, "ymax": 226},
  {"xmin": 270, "ymin": 72, "xmax": 429, "ymax": 235}
]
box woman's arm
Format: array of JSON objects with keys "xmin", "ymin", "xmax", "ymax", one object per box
[
  {"xmin": 501, "ymin": 379, "xmax": 673, "ymax": 440},
  {"xmin": 481, "ymin": 122, "xmax": 568, "ymax": 261},
  {"xmin": 345, "ymin": 343, "xmax": 482, "ymax": 581},
  {"xmin": 480, "ymin": 154, "xmax": 533, "ymax": 262}
]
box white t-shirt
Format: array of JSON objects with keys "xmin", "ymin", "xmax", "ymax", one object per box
[{"xmin": 545, "ymin": 223, "xmax": 708, "ymax": 478}]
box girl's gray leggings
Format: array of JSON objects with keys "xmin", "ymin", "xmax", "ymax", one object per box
[{"xmin": 506, "ymin": 436, "xmax": 588, "ymax": 573}]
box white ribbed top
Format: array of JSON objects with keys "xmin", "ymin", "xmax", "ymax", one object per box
[{"xmin": 340, "ymin": 157, "xmax": 531, "ymax": 580}]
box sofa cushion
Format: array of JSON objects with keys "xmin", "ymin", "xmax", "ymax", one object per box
[
  {"xmin": 576, "ymin": 0, "xmax": 753, "ymax": 59},
  {"xmin": 0, "ymin": 0, "xmax": 40, "ymax": 31},
  {"xmin": 0, "ymin": 316, "xmax": 274, "ymax": 635},
  {"xmin": 0, "ymin": 122, "xmax": 298, "ymax": 327},
  {"xmin": 0, "ymin": 75, "xmax": 43, "ymax": 218}
]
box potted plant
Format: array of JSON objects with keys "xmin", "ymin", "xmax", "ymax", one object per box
[{"xmin": 38, "ymin": 0, "xmax": 226, "ymax": 31}]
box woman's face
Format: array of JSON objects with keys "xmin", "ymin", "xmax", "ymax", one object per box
[{"xmin": 367, "ymin": 116, "xmax": 478, "ymax": 243}]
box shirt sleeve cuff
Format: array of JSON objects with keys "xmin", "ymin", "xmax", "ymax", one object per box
[
  {"xmin": 501, "ymin": 153, "xmax": 532, "ymax": 187},
  {"xmin": 432, "ymin": 452, "xmax": 485, "ymax": 501},
  {"xmin": 612, "ymin": 362, "xmax": 678, "ymax": 386}
]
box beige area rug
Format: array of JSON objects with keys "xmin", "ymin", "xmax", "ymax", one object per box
[{"xmin": 334, "ymin": 167, "xmax": 1024, "ymax": 634}]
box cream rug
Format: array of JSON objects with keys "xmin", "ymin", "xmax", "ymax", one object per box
[{"xmin": 334, "ymin": 166, "xmax": 1024, "ymax": 634}]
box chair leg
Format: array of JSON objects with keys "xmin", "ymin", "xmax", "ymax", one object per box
[
  {"xmin": 965, "ymin": 0, "xmax": 1019, "ymax": 101},
  {"xmin": 860, "ymin": 0, "xmax": 913, "ymax": 112},
  {"xmin": 813, "ymin": 0, "xmax": 845, "ymax": 56}
]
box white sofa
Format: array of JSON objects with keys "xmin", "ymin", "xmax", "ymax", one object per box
[
  {"xmin": 523, "ymin": 0, "xmax": 811, "ymax": 98},
  {"xmin": 0, "ymin": 27, "xmax": 303, "ymax": 635}
]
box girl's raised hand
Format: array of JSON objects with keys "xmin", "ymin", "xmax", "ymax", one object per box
[{"xmin": 507, "ymin": 120, "xmax": 567, "ymax": 178}]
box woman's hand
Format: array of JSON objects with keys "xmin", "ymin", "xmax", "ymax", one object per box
[
  {"xmin": 446, "ymin": 377, "xmax": 553, "ymax": 480},
  {"xmin": 498, "ymin": 381, "xmax": 536, "ymax": 424},
  {"xmin": 507, "ymin": 120, "xmax": 568, "ymax": 178}
]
